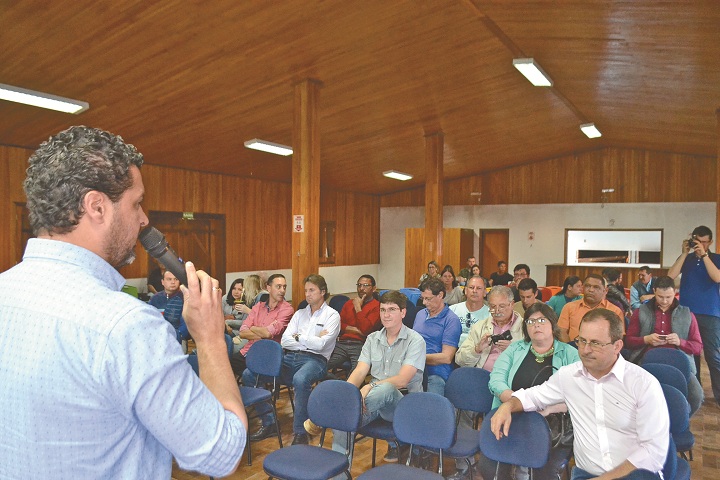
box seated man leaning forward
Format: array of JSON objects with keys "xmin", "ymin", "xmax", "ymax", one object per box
[
  {"xmin": 413, "ymin": 277, "xmax": 462, "ymax": 395},
  {"xmin": 625, "ymin": 275, "xmax": 704, "ymax": 415},
  {"xmin": 491, "ymin": 309, "xmax": 669, "ymax": 480},
  {"xmin": 327, "ymin": 290, "xmax": 426, "ymax": 463},
  {"xmin": 455, "ymin": 285, "xmax": 524, "ymax": 372},
  {"xmin": 327, "ymin": 275, "xmax": 381, "ymax": 375},
  {"xmin": 276, "ymin": 274, "xmax": 340, "ymax": 445},
  {"xmin": 558, "ymin": 273, "xmax": 624, "ymax": 343}
]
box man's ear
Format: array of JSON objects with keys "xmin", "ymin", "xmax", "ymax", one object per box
[{"xmin": 82, "ymin": 190, "xmax": 108, "ymax": 223}]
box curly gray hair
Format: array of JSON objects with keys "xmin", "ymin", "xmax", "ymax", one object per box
[{"xmin": 23, "ymin": 126, "xmax": 144, "ymax": 235}]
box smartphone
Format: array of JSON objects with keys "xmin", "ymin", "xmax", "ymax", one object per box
[{"xmin": 658, "ymin": 335, "xmax": 667, "ymax": 340}]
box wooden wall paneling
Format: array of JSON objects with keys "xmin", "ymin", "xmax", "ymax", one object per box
[
  {"xmin": 404, "ymin": 228, "xmax": 425, "ymax": 289},
  {"xmin": 441, "ymin": 229, "xmax": 461, "ymax": 272},
  {"xmin": 717, "ymin": 108, "xmax": 720, "ymax": 253},
  {"xmin": 0, "ymin": 146, "xmax": 33, "ymax": 272}
]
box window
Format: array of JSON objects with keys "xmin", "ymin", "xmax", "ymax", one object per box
[{"xmin": 566, "ymin": 229, "xmax": 662, "ymax": 268}]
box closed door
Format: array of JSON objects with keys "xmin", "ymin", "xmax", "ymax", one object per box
[{"xmin": 479, "ymin": 229, "xmax": 509, "ymax": 280}]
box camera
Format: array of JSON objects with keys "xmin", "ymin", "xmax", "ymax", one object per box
[
  {"xmin": 490, "ymin": 329, "xmax": 512, "ymax": 344},
  {"xmin": 688, "ymin": 236, "xmax": 697, "ymax": 248}
]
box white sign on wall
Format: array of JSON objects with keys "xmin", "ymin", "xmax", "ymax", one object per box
[{"xmin": 293, "ymin": 215, "xmax": 304, "ymax": 233}]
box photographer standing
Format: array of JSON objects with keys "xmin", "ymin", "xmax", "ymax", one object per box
[{"xmin": 668, "ymin": 225, "xmax": 720, "ymax": 405}]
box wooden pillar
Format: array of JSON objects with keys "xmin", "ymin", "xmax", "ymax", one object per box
[
  {"xmin": 291, "ymin": 79, "xmax": 322, "ymax": 305},
  {"xmin": 716, "ymin": 108, "xmax": 720, "ymax": 253},
  {"xmin": 424, "ymin": 131, "xmax": 444, "ymax": 268}
]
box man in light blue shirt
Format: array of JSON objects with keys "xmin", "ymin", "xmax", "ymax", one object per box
[
  {"xmin": 0, "ymin": 126, "xmax": 247, "ymax": 478},
  {"xmin": 450, "ymin": 275, "xmax": 489, "ymax": 346}
]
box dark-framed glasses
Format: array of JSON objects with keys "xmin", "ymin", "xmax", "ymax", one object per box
[
  {"xmin": 525, "ymin": 317, "xmax": 549, "ymax": 326},
  {"xmin": 380, "ymin": 307, "xmax": 401, "ymax": 315},
  {"xmin": 574, "ymin": 336, "xmax": 614, "ymax": 351}
]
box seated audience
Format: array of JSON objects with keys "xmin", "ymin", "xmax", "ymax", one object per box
[
  {"xmin": 418, "ymin": 260, "xmax": 440, "ymax": 287},
  {"xmin": 513, "ymin": 278, "xmax": 542, "ymax": 316},
  {"xmin": 510, "ymin": 263, "xmax": 542, "ymax": 302},
  {"xmin": 237, "ymin": 274, "xmax": 263, "ymax": 316},
  {"xmin": 625, "ymin": 275, "xmax": 704, "ymax": 415},
  {"xmin": 224, "ymin": 278, "xmax": 247, "ymax": 334},
  {"xmin": 148, "ymin": 269, "xmax": 188, "ymax": 341},
  {"xmin": 558, "ymin": 274, "xmax": 624, "ymax": 343},
  {"xmin": 491, "ymin": 309, "xmax": 669, "ymax": 480},
  {"xmin": 440, "ymin": 264, "xmax": 466, "ymax": 305},
  {"xmin": 480, "ymin": 303, "xmax": 580, "ymax": 480},
  {"xmin": 546, "ymin": 275, "xmax": 583, "ymax": 316},
  {"xmin": 455, "ymin": 286, "xmax": 523, "ymax": 371},
  {"xmin": 603, "ymin": 267, "xmax": 632, "ymax": 318},
  {"xmin": 489, "ymin": 260, "xmax": 513, "ymax": 287},
  {"xmin": 327, "ymin": 290, "xmax": 426, "ymax": 463},
  {"xmin": 630, "ymin": 266, "xmax": 655, "ymax": 311},
  {"xmin": 450, "ymin": 276, "xmax": 490, "ymax": 346},
  {"xmin": 457, "ymin": 256, "xmax": 477, "ymax": 285},
  {"xmin": 327, "ymin": 275, "xmax": 381, "ymax": 374},
  {"xmin": 413, "ymin": 277, "xmax": 461, "ymax": 395}
]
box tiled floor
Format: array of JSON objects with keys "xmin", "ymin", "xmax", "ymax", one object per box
[{"xmin": 173, "ymin": 358, "xmax": 719, "ymax": 479}]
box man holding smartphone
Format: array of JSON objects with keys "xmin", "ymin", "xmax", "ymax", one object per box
[{"xmin": 668, "ymin": 225, "xmax": 720, "ymax": 406}]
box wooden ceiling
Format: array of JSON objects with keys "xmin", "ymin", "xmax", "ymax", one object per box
[{"xmin": 1, "ymin": 0, "xmax": 718, "ymax": 195}]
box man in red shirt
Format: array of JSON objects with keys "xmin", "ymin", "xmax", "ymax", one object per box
[{"xmin": 327, "ymin": 275, "xmax": 381, "ymax": 374}]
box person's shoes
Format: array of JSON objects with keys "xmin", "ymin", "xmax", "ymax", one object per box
[
  {"xmin": 383, "ymin": 445, "xmax": 398, "ymax": 463},
  {"xmin": 292, "ymin": 433, "xmax": 309, "ymax": 445},
  {"xmin": 444, "ymin": 468, "xmax": 470, "ymax": 480},
  {"xmin": 303, "ymin": 418, "xmax": 323, "ymax": 436},
  {"xmin": 249, "ymin": 423, "xmax": 277, "ymax": 442}
]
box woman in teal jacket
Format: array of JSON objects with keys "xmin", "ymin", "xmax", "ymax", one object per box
[{"xmin": 488, "ymin": 302, "xmax": 580, "ymax": 409}]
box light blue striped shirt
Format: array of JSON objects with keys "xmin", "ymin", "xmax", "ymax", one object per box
[{"xmin": 0, "ymin": 239, "xmax": 245, "ymax": 479}]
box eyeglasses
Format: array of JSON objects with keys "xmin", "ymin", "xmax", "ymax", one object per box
[
  {"xmin": 380, "ymin": 307, "xmax": 401, "ymax": 314},
  {"xmin": 574, "ymin": 336, "xmax": 615, "ymax": 350},
  {"xmin": 356, "ymin": 283, "xmax": 372, "ymax": 288},
  {"xmin": 525, "ymin": 317, "xmax": 549, "ymax": 326}
]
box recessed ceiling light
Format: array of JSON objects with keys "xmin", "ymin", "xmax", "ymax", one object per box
[
  {"xmin": 512, "ymin": 58, "xmax": 553, "ymax": 87},
  {"xmin": 383, "ymin": 170, "xmax": 413, "ymax": 181},
  {"xmin": 580, "ymin": 123, "xmax": 602, "ymax": 138},
  {"xmin": 0, "ymin": 83, "xmax": 89, "ymax": 114},
  {"xmin": 244, "ymin": 138, "xmax": 293, "ymax": 156}
]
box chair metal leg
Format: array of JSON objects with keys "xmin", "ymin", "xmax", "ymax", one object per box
[{"xmin": 370, "ymin": 438, "xmax": 377, "ymax": 467}]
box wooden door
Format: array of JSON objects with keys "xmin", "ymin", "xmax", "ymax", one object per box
[
  {"xmin": 479, "ymin": 229, "xmax": 509, "ymax": 280},
  {"xmin": 147, "ymin": 211, "xmax": 227, "ymax": 290}
]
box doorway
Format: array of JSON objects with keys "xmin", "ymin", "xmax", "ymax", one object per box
[
  {"xmin": 148, "ymin": 211, "xmax": 227, "ymax": 290},
  {"xmin": 479, "ymin": 229, "xmax": 509, "ymax": 280}
]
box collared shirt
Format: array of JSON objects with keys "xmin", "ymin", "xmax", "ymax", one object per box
[
  {"xmin": 630, "ymin": 279, "xmax": 653, "ymax": 310},
  {"xmin": 450, "ymin": 301, "xmax": 490, "ymax": 346},
  {"xmin": 412, "ymin": 304, "xmax": 461, "ymax": 380},
  {"xmin": 455, "ymin": 311, "xmax": 524, "ymax": 369},
  {"xmin": 558, "ymin": 298, "xmax": 624, "ymax": 341},
  {"xmin": 0, "ymin": 239, "xmax": 245, "ymax": 478},
  {"xmin": 482, "ymin": 312, "xmax": 522, "ymax": 372},
  {"xmin": 359, "ymin": 325, "xmax": 426, "ymax": 393},
  {"xmin": 513, "ymin": 355, "xmax": 668, "ymax": 476},
  {"xmin": 239, "ymin": 299, "xmax": 294, "ymax": 356},
  {"xmin": 338, "ymin": 297, "xmax": 381, "ymax": 342},
  {"xmin": 281, "ymin": 302, "xmax": 341, "ymax": 360},
  {"xmin": 625, "ymin": 300, "xmax": 703, "ymax": 355},
  {"xmin": 679, "ymin": 252, "xmax": 720, "ymax": 317},
  {"xmin": 148, "ymin": 289, "xmax": 188, "ymax": 339}
]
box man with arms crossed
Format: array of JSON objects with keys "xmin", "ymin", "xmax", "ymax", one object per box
[
  {"xmin": 0, "ymin": 127, "xmax": 247, "ymax": 478},
  {"xmin": 491, "ymin": 309, "xmax": 668, "ymax": 480},
  {"xmin": 329, "ymin": 291, "xmax": 426, "ymax": 463}
]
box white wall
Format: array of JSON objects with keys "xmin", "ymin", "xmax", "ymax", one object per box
[{"xmin": 379, "ymin": 202, "xmax": 716, "ymax": 289}]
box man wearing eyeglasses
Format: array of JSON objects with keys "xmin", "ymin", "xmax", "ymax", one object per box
[
  {"xmin": 328, "ymin": 290, "xmax": 426, "ymax": 463},
  {"xmin": 450, "ymin": 276, "xmax": 489, "ymax": 346},
  {"xmin": 327, "ymin": 275, "xmax": 381, "ymax": 375},
  {"xmin": 558, "ymin": 274, "xmax": 624, "ymax": 343},
  {"xmin": 491, "ymin": 309, "xmax": 669, "ymax": 480}
]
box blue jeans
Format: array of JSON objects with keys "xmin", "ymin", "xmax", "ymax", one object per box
[
  {"xmin": 426, "ymin": 374, "xmax": 446, "ymax": 396},
  {"xmin": 571, "ymin": 467, "xmax": 660, "ymax": 479},
  {"xmin": 695, "ymin": 314, "xmax": 720, "ymax": 402},
  {"xmin": 331, "ymin": 382, "xmax": 403, "ymax": 453},
  {"xmin": 253, "ymin": 350, "xmax": 328, "ymax": 434}
]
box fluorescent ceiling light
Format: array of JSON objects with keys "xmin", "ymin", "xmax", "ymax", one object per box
[
  {"xmin": 383, "ymin": 170, "xmax": 413, "ymax": 181},
  {"xmin": 243, "ymin": 138, "xmax": 293, "ymax": 156},
  {"xmin": 0, "ymin": 83, "xmax": 89, "ymax": 114},
  {"xmin": 580, "ymin": 123, "xmax": 602, "ymax": 138},
  {"xmin": 512, "ymin": 58, "xmax": 553, "ymax": 87}
]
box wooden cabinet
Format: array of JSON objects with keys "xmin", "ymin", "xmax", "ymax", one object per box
[
  {"xmin": 545, "ymin": 264, "xmax": 669, "ymax": 288},
  {"xmin": 405, "ymin": 228, "xmax": 474, "ymax": 288}
]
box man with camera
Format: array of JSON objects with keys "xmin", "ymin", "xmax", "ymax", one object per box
[
  {"xmin": 668, "ymin": 225, "xmax": 720, "ymax": 405},
  {"xmin": 456, "ymin": 285, "xmax": 524, "ymax": 371}
]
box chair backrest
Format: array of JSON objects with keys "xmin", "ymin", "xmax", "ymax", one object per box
[
  {"xmin": 392, "ymin": 392, "xmax": 456, "ymax": 449},
  {"xmin": 402, "ymin": 301, "xmax": 417, "ymax": 329},
  {"xmin": 444, "ymin": 367, "xmax": 494, "ymax": 415},
  {"xmin": 187, "ymin": 354, "xmax": 200, "ymax": 376},
  {"xmin": 399, "ymin": 288, "xmax": 422, "ymax": 306},
  {"xmin": 479, "ymin": 409, "xmax": 550, "ymax": 469},
  {"xmin": 307, "ymin": 380, "xmax": 363, "ymax": 432},
  {"xmin": 297, "ymin": 299, "xmax": 308, "ymax": 310},
  {"xmin": 643, "ymin": 348, "xmax": 692, "ymax": 381},
  {"xmin": 246, "ymin": 339, "xmax": 283, "ymax": 377},
  {"xmin": 642, "ymin": 363, "xmax": 688, "ymax": 398},
  {"xmin": 329, "ymin": 295, "xmax": 350, "ymax": 313},
  {"xmin": 663, "ymin": 436, "xmax": 678, "ymax": 480},
  {"xmin": 661, "ymin": 383, "xmax": 690, "ymax": 435},
  {"xmin": 538, "ymin": 287, "xmax": 552, "ymax": 302},
  {"xmin": 224, "ymin": 334, "xmax": 233, "ymax": 358}
]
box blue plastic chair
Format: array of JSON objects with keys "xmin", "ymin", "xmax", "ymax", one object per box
[
  {"xmin": 661, "ymin": 383, "xmax": 695, "ymax": 462},
  {"xmin": 186, "ymin": 334, "xmax": 233, "ymax": 376},
  {"xmin": 620, "ymin": 436, "xmax": 690, "ymax": 480},
  {"xmin": 240, "ymin": 339, "xmax": 284, "ymax": 466},
  {"xmin": 263, "ymin": 380, "xmax": 363, "ymax": 480},
  {"xmin": 403, "ymin": 301, "xmax": 418, "ymax": 329},
  {"xmin": 399, "ymin": 288, "xmax": 422, "ymax": 306},
  {"xmin": 643, "ymin": 348, "xmax": 693, "ymax": 382},
  {"xmin": 478, "ymin": 409, "xmax": 550, "ymax": 478},
  {"xmin": 356, "ymin": 418, "xmax": 396, "ymax": 468},
  {"xmin": 643, "ymin": 363, "xmax": 688, "ymax": 398},
  {"xmin": 358, "ymin": 392, "xmax": 457, "ymax": 479},
  {"xmin": 329, "ymin": 294, "xmax": 350, "ymax": 313}
]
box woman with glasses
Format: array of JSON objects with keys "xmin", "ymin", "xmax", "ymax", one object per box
[
  {"xmin": 418, "ymin": 260, "xmax": 440, "ymax": 287},
  {"xmin": 480, "ymin": 303, "xmax": 580, "ymax": 479}
]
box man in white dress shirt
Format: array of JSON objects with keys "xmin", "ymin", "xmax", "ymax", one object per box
[{"xmin": 491, "ymin": 308, "xmax": 669, "ymax": 480}]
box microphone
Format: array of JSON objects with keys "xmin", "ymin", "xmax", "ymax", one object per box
[{"xmin": 138, "ymin": 227, "xmax": 188, "ymax": 286}]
